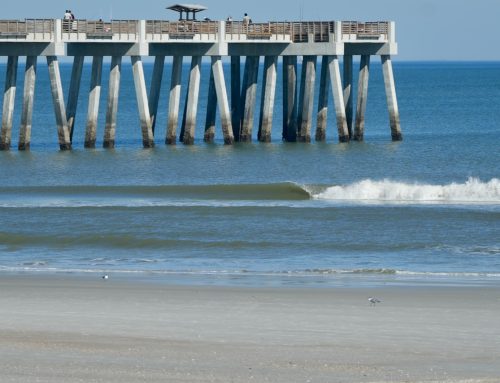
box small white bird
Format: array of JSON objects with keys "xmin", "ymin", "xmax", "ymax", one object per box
[
  {"xmin": 102, "ymin": 274, "xmax": 109, "ymax": 280},
  {"xmin": 368, "ymin": 297, "xmax": 381, "ymax": 306}
]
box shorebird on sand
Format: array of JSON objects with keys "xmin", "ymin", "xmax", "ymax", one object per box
[
  {"xmin": 368, "ymin": 297, "xmax": 381, "ymax": 306},
  {"xmin": 102, "ymin": 274, "xmax": 109, "ymax": 280}
]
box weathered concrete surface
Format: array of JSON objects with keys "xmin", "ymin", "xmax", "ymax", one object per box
[
  {"xmin": 204, "ymin": 68, "xmax": 217, "ymax": 143},
  {"xmin": 230, "ymin": 56, "xmax": 241, "ymax": 141},
  {"xmin": 18, "ymin": 56, "xmax": 37, "ymax": 151},
  {"xmin": 131, "ymin": 56, "xmax": 154, "ymax": 148},
  {"xmin": 381, "ymin": 55, "xmax": 402, "ymax": 141},
  {"xmin": 66, "ymin": 56, "xmax": 84, "ymax": 142},
  {"xmin": 297, "ymin": 55, "xmax": 316, "ymax": 143},
  {"xmin": 315, "ymin": 56, "xmax": 329, "ymax": 141},
  {"xmin": 166, "ymin": 56, "xmax": 183, "ymax": 145},
  {"xmin": 258, "ymin": 56, "xmax": 277, "ymax": 143},
  {"xmin": 103, "ymin": 56, "xmax": 121, "ymax": 149},
  {"xmin": 85, "ymin": 56, "xmax": 103, "ymax": 148},
  {"xmin": 212, "ymin": 56, "xmax": 234, "ymax": 144},
  {"xmin": 354, "ymin": 55, "xmax": 370, "ymax": 141},
  {"xmin": 149, "ymin": 55, "xmax": 165, "ymax": 134},
  {"xmin": 0, "ymin": 56, "xmax": 18, "ymax": 150},
  {"xmin": 282, "ymin": 56, "xmax": 297, "ymax": 142},
  {"xmin": 328, "ymin": 55, "xmax": 349, "ymax": 142},
  {"xmin": 343, "ymin": 54, "xmax": 353, "ymax": 138},
  {"xmin": 182, "ymin": 56, "xmax": 202, "ymax": 145},
  {"xmin": 239, "ymin": 56, "xmax": 259, "ymax": 142}
]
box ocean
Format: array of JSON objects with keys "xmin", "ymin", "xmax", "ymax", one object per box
[{"xmin": 0, "ymin": 60, "xmax": 499, "ymax": 287}]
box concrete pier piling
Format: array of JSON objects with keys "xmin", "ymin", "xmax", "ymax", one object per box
[
  {"xmin": 166, "ymin": 55, "xmax": 183, "ymax": 145},
  {"xmin": 282, "ymin": 56, "xmax": 298, "ymax": 142},
  {"xmin": 297, "ymin": 56, "xmax": 316, "ymax": 142},
  {"xmin": 258, "ymin": 56, "xmax": 277, "ymax": 142},
  {"xmin": 0, "ymin": 18, "xmax": 401, "ymax": 149},
  {"xmin": 85, "ymin": 56, "xmax": 103, "ymax": 148},
  {"xmin": 354, "ymin": 55, "xmax": 370, "ymax": 141},
  {"xmin": 0, "ymin": 56, "xmax": 18, "ymax": 150},
  {"xmin": 103, "ymin": 56, "xmax": 122, "ymax": 149},
  {"xmin": 18, "ymin": 56, "xmax": 37, "ymax": 151}
]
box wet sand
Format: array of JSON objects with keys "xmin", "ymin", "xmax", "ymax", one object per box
[{"xmin": 0, "ymin": 274, "xmax": 499, "ymax": 382}]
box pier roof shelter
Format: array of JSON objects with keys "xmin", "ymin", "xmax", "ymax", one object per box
[{"xmin": 167, "ymin": 4, "xmax": 207, "ymax": 20}]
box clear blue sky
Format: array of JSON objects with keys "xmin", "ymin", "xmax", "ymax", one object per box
[{"xmin": 3, "ymin": 0, "xmax": 500, "ymax": 60}]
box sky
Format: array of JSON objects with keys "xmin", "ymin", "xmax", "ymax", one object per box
[{"xmin": 3, "ymin": 0, "xmax": 500, "ymax": 60}]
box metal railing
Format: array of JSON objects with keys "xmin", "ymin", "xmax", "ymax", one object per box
[
  {"xmin": 62, "ymin": 19, "xmax": 138, "ymax": 40},
  {"xmin": 146, "ymin": 20, "xmax": 218, "ymax": 39},
  {"xmin": 342, "ymin": 21, "xmax": 388, "ymax": 39},
  {"xmin": 291, "ymin": 22, "xmax": 334, "ymax": 42},
  {"xmin": 0, "ymin": 19, "xmax": 53, "ymax": 39},
  {"xmin": 226, "ymin": 21, "xmax": 333, "ymax": 42}
]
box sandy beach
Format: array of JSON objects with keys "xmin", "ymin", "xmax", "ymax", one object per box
[{"xmin": 0, "ymin": 274, "xmax": 499, "ymax": 383}]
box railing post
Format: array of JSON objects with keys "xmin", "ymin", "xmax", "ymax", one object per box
[{"xmin": 388, "ymin": 21, "xmax": 396, "ymax": 42}]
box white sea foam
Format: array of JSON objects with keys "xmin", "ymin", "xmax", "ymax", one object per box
[{"xmin": 314, "ymin": 177, "xmax": 500, "ymax": 204}]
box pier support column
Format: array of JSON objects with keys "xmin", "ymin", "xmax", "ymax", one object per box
[
  {"xmin": 181, "ymin": 56, "xmax": 201, "ymax": 145},
  {"xmin": 66, "ymin": 56, "xmax": 84, "ymax": 142},
  {"xmin": 282, "ymin": 56, "xmax": 297, "ymax": 142},
  {"xmin": 103, "ymin": 56, "xmax": 122, "ymax": 149},
  {"xmin": 381, "ymin": 55, "xmax": 402, "ymax": 141},
  {"xmin": 166, "ymin": 56, "xmax": 183, "ymax": 145},
  {"xmin": 204, "ymin": 69, "xmax": 217, "ymax": 142},
  {"xmin": 354, "ymin": 55, "xmax": 370, "ymax": 141},
  {"xmin": 212, "ymin": 56, "xmax": 234, "ymax": 144},
  {"xmin": 149, "ymin": 55, "xmax": 165, "ymax": 134},
  {"xmin": 47, "ymin": 56, "xmax": 71, "ymax": 150},
  {"xmin": 18, "ymin": 56, "xmax": 37, "ymax": 151},
  {"xmin": 131, "ymin": 56, "xmax": 154, "ymax": 148},
  {"xmin": 85, "ymin": 56, "xmax": 103, "ymax": 148},
  {"xmin": 258, "ymin": 56, "xmax": 277, "ymax": 142},
  {"xmin": 328, "ymin": 55, "xmax": 350, "ymax": 142},
  {"xmin": 230, "ymin": 56, "xmax": 241, "ymax": 141},
  {"xmin": 343, "ymin": 54, "xmax": 353, "ymax": 138},
  {"xmin": 240, "ymin": 56, "xmax": 260, "ymax": 142},
  {"xmin": 0, "ymin": 56, "xmax": 18, "ymax": 150},
  {"xmin": 297, "ymin": 55, "xmax": 316, "ymax": 142},
  {"xmin": 315, "ymin": 56, "xmax": 329, "ymax": 141}
]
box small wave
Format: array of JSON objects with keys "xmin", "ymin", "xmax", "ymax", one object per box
[{"xmin": 314, "ymin": 177, "xmax": 500, "ymax": 204}]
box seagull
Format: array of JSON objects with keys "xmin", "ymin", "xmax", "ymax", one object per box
[
  {"xmin": 368, "ymin": 297, "xmax": 381, "ymax": 306},
  {"xmin": 102, "ymin": 274, "xmax": 109, "ymax": 280}
]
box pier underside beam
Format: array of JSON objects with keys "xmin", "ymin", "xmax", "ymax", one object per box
[
  {"xmin": 297, "ymin": 55, "xmax": 316, "ymax": 142},
  {"xmin": 166, "ymin": 55, "xmax": 183, "ymax": 145},
  {"xmin": 103, "ymin": 56, "xmax": 122, "ymax": 149},
  {"xmin": 282, "ymin": 56, "xmax": 297, "ymax": 142},
  {"xmin": 316, "ymin": 55, "xmax": 329, "ymax": 141},
  {"xmin": 19, "ymin": 56, "xmax": 37, "ymax": 151},
  {"xmin": 67, "ymin": 56, "xmax": 84, "ymax": 142},
  {"xmin": 343, "ymin": 54, "xmax": 353, "ymax": 138},
  {"xmin": 85, "ymin": 56, "xmax": 103, "ymax": 148},
  {"xmin": 240, "ymin": 55, "xmax": 260, "ymax": 142},
  {"xmin": 181, "ymin": 55, "xmax": 202, "ymax": 145},
  {"xmin": 204, "ymin": 68, "xmax": 217, "ymax": 142},
  {"xmin": 230, "ymin": 56, "xmax": 241, "ymax": 141},
  {"xmin": 354, "ymin": 54, "xmax": 370, "ymax": 141},
  {"xmin": 0, "ymin": 56, "xmax": 18, "ymax": 150},
  {"xmin": 328, "ymin": 55, "xmax": 349, "ymax": 142},
  {"xmin": 381, "ymin": 55, "xmax": 402, "ymax": 141},
  {"xmin": 211, "ymin": 56, "xmax": 234, "ymax": 144},
  {"xmin": 149, "ymin": 55, "xmax": 165, "ymax": 134},
  {"xmin": 46, "ymin": 56, "xmax": 71, "ymax": 150},
  {"xmin": 131, "ymin": 56, "xmax": 154, "ymax": 148},
  {"xmin": 258, "ymin": 55, "xmax": 277, "ymax": 143}
]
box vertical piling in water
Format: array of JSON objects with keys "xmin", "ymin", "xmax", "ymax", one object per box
[
  {"xmin": 315, "ymin": 56, "xmax": 329, "ymax": 141},
  {"xmin": 381, "ymin": 55, "xmax": 402, "ymax": 141},
  {"xmin": 211, "ymin": 56, "xmax": 233, "ymax": 144},
  {"xmin": 131, "ymin": 56, "xmax": 154, "ymax": 148},
  {"xmin": 103, "ymin": 56, "xmax": 121, "ymax": 149},
  {"xmin": 258, "ymin": 55, "xmax": 277, "ymax": 142},
  {"xmin": 166, "ymin": 55, "xmax": 183, "ymax": 145},
  {"xmin": 343, "ymin": 54, "xmax": 353, "ymax": 138},
  {"xmin": 240, "ymin": 56, "xmax": 259, "ymax": 142},
  {"xmin": 66, "ymin": 56, "xmax": 84, "ymax": 142},
  {"xmin": 282, "ymin": 56, "xmax": 297, "ymax": 142},
  {"xmin": 181, "ymin": 55, "xmax": 202, "ymax": 145},
  {"xmin": 18, "ymin": 56, "xmax": 37, "ymax": 151},
  {"xmin": 354, "ymin": 55, "xmax": 370, "ymax": 141},
  {"xmin": 149, "ymin": 55, "xmax": 165, "ymax": 134},
  {"xmin": 328, "ymin": 55, "xmax": 349, "ymax": 142},
  {"xmin": 85, "ymin": 56, "xmax": 103, "ymax": 148},
  {"xmin": 204, "ymin": 68, "xmax": 217, "ymax": 142},
  {"xmin": 230, "ymin": 56, "xmax": 241, "ymax": 140},
  {"xmin": 0, "ymin": 56, "xmax": 18, "ymax": 150},
  {"xmin": 46, "ymin": 56, "xmax": 71, "ymax": 150},
  {"xmin": 297, "ymin": 55, "xmax": 316, "ymax": 142}
]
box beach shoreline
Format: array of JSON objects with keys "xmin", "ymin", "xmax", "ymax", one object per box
[{"xmin": 0, "ymin": 274, "xmax": 499, "ymax": 382}]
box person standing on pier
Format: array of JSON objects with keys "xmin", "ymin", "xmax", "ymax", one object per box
[{"xmin": 243, "ymin": 13, "xmax": 252, "ymax": 25}]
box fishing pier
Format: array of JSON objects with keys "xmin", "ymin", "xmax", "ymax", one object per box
[{"xmin": 0, "ymin": 12, "xmax": 401, "ymax": 150}]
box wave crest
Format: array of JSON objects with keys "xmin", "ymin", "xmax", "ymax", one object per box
[{"xmin": 314, "ymin": 177, "xmax": 500, "ymax": 204}]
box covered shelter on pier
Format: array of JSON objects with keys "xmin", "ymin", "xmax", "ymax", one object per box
[{"xmin": 166, "ymin": 4, "xmax": 207, "ymax": 20}]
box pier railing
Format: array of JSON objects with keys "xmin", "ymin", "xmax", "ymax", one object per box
[
  {"xmin": 0, "ymin": 19, "xmax": 53, "ymax": 40},
  {"xmin": 342, "ymin": 21, "xmax": 389, "ymax": 40},
  {"xmin": 146, "ymin": 20, "xmax": 218, "ymax": 41},
  {"xmin": 61, "ymin": 20, "xmax": 138, "ymax": 41}
]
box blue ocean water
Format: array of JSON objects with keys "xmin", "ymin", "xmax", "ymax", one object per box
[{"xmin": 0, "ymin": 60, "xmax": 498, "ymax": 286}]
